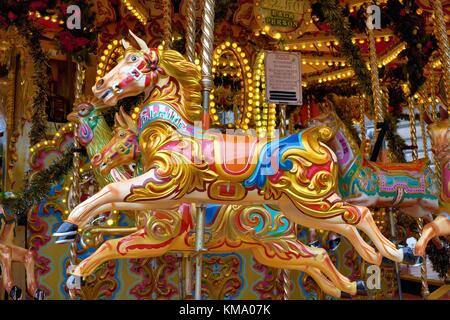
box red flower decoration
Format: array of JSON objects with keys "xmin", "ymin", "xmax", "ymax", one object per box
[
  {"xmin": 7, "ymin": 11, "xmax": 17, "ymax": 21},
  {"xmin": 400, "ymin": 9, "xmax": 406, "ymax": 16},
  {"xmin": 28, "ymin": 1, "xmax": 47, "ymax": 11}
]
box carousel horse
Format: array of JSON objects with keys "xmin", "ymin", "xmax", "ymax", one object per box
[
  {"xmin": 0, "ymin": 192, "xmax": 45, "ymax": 300},
  {"xmin": 55, "ymin": 99, "xmax": 133, "ymax": 244},
  {"xmin": 64, "ymin": 99, "xmax": 369, "ymax": 297},
  {"xmin": 309, "ymin": 103, "xmax": 446, "ymax": 254},
  {"xmin": 67, "ymin": 109, "xmax": 369, "ymax": 298},
  {"xmin": 415, "ymin": 107, "xmax": 450, "ymax": 256},
  {"xmin": 55, "ymin": 30, "xmax": 412, "ymax": 268}
]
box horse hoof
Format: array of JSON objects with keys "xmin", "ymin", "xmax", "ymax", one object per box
[
  {"xmin": 356, "ymin": 280, "xmax": 368, "ymax": 296},
  {"xmin": 10, "ymin": 286, "xmax": 22, "ymax": 300},
  {"xmin": 55, "ymin": 234, "xmax": 77, "ymax": 244},
  {"xmin": 34, "ymin": 288, "xmax": 45, "ymax": 300},
  {"xmin": 340, "ymin": 291, "xmax": 352, "ymax": 299},
  {"xmin": 66, "ymin": 275, "xmax": 81, "ymax": 290},
  {"xmin": 401, "ymin": 246, "xmax": 423, "ymax": 266},
  {"xmin": 308, "ymin": 240, "xmax": 321, "ymax": 248},
  {"xmin": 53, "ymin": 222, "xmax": 78, "ymax": 238}
]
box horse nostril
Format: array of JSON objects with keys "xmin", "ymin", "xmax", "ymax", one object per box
[
  {"xmin": 92, "ymin": 154, "xmax": 102, "ymax": 166},
  {"xmin": 96, "ymin": 78, "xmax": 104, "ymax": 89}
]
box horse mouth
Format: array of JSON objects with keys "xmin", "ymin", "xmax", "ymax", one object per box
[{"xmin": 100, "ymin": 89, "xmax": 114, "ymax": 101}]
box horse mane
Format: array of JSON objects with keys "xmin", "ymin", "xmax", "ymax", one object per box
[
  {"xmin": 158, "ymin": 49, "xmax": 202, "ymax": 123},
  {"xmin": 323, "ymin": 97, "xmax": 362, "ymax": 157}
]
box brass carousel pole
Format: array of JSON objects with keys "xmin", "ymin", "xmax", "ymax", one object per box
[
  {"xmin": 68, "ymin": 63, "xmax": 85, "ymax": 300},
  {"xmin": 431, "ymin": 0, "xmax": 450, "ymax": 112},
  {"xmin": 278, "ymin": 103, "xmax": 290, "ymax": 300},
  {"xmin": 429, "ymin": 70, "xmax": 438, "ymax": 120},
  {"xmin": 162, "ymin": 0, "xmax": 173, "ymax": 50},
  {"xmin": 185, "ymin": 0, "xmax": 197, "ymax": 65},
  {"xmin": 195, "ymin": 0, "xmax": 215, "ymax": 301},
  {"xmin": 366, "ymin": 9, "xmax": 383, "ymax": 127},
  {"xmin": 408, "ymin": 97, "xmax": 430, "ymax": 299},
  {"xmin": 183, "ymin": 0, "xmax": 197, "ymax": 299},
  {"xmin": 367, "ymin": 4, "xmax": 402, "ymax": 298}
]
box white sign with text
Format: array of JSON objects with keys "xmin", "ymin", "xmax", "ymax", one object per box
[{"xmin": 264, "ymin": 51, "xmax": 302, "ymax": 105}]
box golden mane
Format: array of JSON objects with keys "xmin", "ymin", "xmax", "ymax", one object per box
[{"xmin": 157, "ymin": 49, "xmax": 202, "ymax": 123}]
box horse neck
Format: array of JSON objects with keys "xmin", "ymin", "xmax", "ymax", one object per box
[
  {"xmin": 86, "ymin": 116, "xmax": 112, "ymax": 159},
  {"xmin": 430, "ymin": 127, "xmax": 450, "ymax": 210},
  {"xmin": 85, "ymin": 116, "xmax": 121, "ymax": 186},
  {"xmin": 331, "ymin": 115, "xmax": 362, "ymax": 172}
]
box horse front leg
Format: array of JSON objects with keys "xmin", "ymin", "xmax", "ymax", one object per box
[
  {"xmin": 415, "ymin": 214, "xmax": 450, "ymax": 256},
  {"xmin": 0, "ymin": 243, "xmax": 21, "ymax": 299},
  {"xmin": 54, "ymin": 170, "xmax": 166, "ymax": 240},
  {"xmin": 9, "ymin": 244, "xmax": 45, "ymax": 299},
  {"xmin": 66, "ymin": 228, "xmax": 176, "ymax": 289}
]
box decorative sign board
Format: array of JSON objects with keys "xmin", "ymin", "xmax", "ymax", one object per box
[
  {"xmin": 253, "ymin": 0, "xmax": 312, "ymax": 40},
  {"xmin": 264, "ymin": 51, "xmax": 302, "ymax": 105}
]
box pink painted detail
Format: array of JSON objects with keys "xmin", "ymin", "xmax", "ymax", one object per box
[
  {"xmin": 379, "ymin": 173, "xmax": 426, "ymax": 194},
  {"xmin": 334, "ymin": 131, "xmax": 351, "ymax": 168},
  {"xmin": 306, "ymin": 162, "xmax": 331, "ymax": 181},
  {"xmin": 78, "ymin": 123, "xmax": 94, "ymax": 146},
  {"xmin": 443, "ymin": 161, "xmax": 450, "ymax": 198}
]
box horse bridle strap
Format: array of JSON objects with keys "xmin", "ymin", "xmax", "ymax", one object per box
[{"xmin": 116, "ymin": 50, "xmax": 158, "ymax": 91}]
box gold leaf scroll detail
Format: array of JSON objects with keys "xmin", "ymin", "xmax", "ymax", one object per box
[
  {"xmin": 127, "ymin": 122, "xmax": 218, "ymax": 202},
  {"xmin": 262, "ymin": 126, "xmax": 361, "ymax": 225},
  {"xmin": 187, "ymin": 204, "xmax": 313, "ymax": 260}
]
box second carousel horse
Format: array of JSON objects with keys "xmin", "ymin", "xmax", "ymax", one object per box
[
  {"xmin": 0, "ymin": 192, "xmax": 45, "ymax": 300},
  {"xmin": 310, "ymin": 104, "xmax": 439, "ymax": 222}
]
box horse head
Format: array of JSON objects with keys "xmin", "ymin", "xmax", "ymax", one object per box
[
  {"xmin": 424, "ymin": 106, "xmax": 450, "ymax": 163},
  {"xmin": 92, "ymin": 30, "xmax": 202, "ymax": 124},
  {"xmin": 92, "ymin": 30, "xmax": 164, "ymax": 107},
  {"xmin": 68, "ymin": 100, "xmax": 104, "ymax": 146},
  {"xmin": 91, "ymin": 107, "xmax": 139, "ymax": 174},
  {"xmin": 308, "ymin": 101, "xmax": 339, "ymax": 134}
]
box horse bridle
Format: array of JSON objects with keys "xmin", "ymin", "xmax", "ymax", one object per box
[{"xmin": 114, "ymin": 48, "xmax": 160, "ymax": 93}]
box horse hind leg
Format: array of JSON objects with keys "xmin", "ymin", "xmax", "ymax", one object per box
[
  {"xmin": 250, "ymin": 244, "xmax": 362, "ymax": 297},
  {"xmin": 278, "ymin": 200, "xmax": 381, "ymax": 265},
  {"xmin": 355, "ymin": 205, "xmax": 403, "ymax": 263},
  {"xmin": 298, "ymin": 265, "xmax": 343, "ymax": 299}
]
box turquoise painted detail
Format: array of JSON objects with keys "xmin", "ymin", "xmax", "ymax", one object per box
[{"xmin": 243, "ymin": 132, "xmax": 304, "ymax": 190}]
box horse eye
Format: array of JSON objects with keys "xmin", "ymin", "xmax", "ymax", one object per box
[{"xmin": 130, "ymin": 55, "xmax": 138, "ymax": 62}]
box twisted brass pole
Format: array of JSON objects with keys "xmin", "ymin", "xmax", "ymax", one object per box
[
  {"xmin": 278, "ymin": 103, "xmax": 290, "ymax": 300},
  {"xmin": 418, "ymin": 103, "xmax": 429, "ymax": 161},
  {"xmin": 432, "ymin": 0, "xmax": 450, "ymax": 112},
  {"xmin": 429, "ymin": 71, "xmax": 438, "ymax": 121},
  {"xmin": 185, "ymin": 0, "xmax": 197, "ymax": 64},
  {"xmin": 195, "ymin": 0, "xmax": 215, "ymax": 301},
  {"xmin": 408, "ymin": 98, "xmax": 430, "ymax": 298},
  {"xmin": 367, "ymin": 17, "xmax": 383, "ymax": 124},
  {"xmin": 162, "ymin": 0, "xmax": 172, "ymax": 49},
  {"xmin": 183, "ymin": 0, "xmax": 197, "ymax": 298},
  {"xmin": 68, "ymin": 64, "xmax": 85, "ymax": 300}
]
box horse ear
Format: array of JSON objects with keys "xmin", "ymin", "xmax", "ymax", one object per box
[
  {"xmin": 424, "ymin": 110, "xmax": 433, "ymax": 125},
  {"xmin": 120, "ymin": 107, "xmax": 137, "ymax": 134},
  {"xmin": 129, "ymin": 30, "xmax": 149, "ymax": 52},
  {"xmin": 114, "ymin": 112, "xmax": 123, "ymax": 128},
  {"xmin": 439, "ymin": 105, "xmax": 448, "ymax": 120},
  {"xmin": 121, "ymin": 39, "xmax": 131, "ymax": 50}
]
